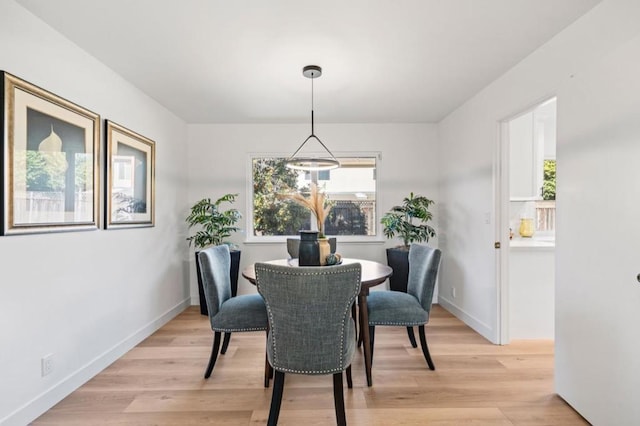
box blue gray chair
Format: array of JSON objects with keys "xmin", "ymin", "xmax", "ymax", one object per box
[
  {"xmin": 255, "ymin": 263, "xmax": 361, "ymax": 426},
  {"xmin": 198, "ymin": 245, "xmax": 269, "ymax": 380},
  {"xmin": 367, "ymin": 244, "xmax": 442, "ymax": 370}
]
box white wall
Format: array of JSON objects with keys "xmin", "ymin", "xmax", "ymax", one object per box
[
  {"xmin": 437, "ymin": 0, "xmax": 640, "ymax": 423},
  {"xmin": 0, "ymin": 2, "xmax": 190, "ymax": 425},
  {"xmin": 509, "ymin": 112, "xmax": 536, "ymax": 199},
  {"xmin": 509, "ymin": 247, "xmax": 554, "ymax": 339},
  {"xmin": 186, "ymin": 123, "xmax": 439, "ymax": 299}
]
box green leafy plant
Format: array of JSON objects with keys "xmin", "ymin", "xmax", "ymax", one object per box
[
  {"xmin": 381, "ymin": 192, "xmax": 436, "ymax": 249},
  {"xmin": 252, "ymin": 158, "xmax": 310, "ymax": 236},
  {"xmin": 542, "ymin": 159, "xmax": 556, "ymax": 200},
  {"xmin": 186, "ymin": 193, "xmax": 241, "ymax": 249}
]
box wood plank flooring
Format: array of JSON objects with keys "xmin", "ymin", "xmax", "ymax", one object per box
[{"xmin": 33, "ymin": 305, "xmax": 588, "ymax": 425}]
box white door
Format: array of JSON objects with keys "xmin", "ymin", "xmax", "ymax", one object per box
[{"xmin": 555, "ymin": 34, "xmax": 640, "ymax": 424}]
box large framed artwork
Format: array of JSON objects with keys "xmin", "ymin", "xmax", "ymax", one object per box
[
  {"xmin": 1, "ymin": 72, "xmax": 100, "ymax": 235},
  {"xmin": 105, "ymin": 120, "xmax": 155, "ymax": 229}
]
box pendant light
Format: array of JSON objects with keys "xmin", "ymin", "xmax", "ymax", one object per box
[{"xmin": 285, "ymin": 65, "xmax": 340, "ymax": 171}]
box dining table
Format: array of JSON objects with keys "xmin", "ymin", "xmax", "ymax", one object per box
[{"xmin": 242, "ymin": 257, "xmax": 392, "ymax": 387}]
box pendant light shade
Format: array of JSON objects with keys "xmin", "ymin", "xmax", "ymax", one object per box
[{"xmin": 285, "ymin": 65, "xmax": 340, "ymax": 171}]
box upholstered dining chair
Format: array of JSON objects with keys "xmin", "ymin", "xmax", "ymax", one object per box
[
  {"xmin": 367, "ymin": 243, "xmax": 442, "ymax": 370},
  {"xmin": 198, "ymin": 245, "xmax": 269, "ymax": 380},
  {"xmin": 255, "ymin": 263, "xmax": 362, "ymax": 426}
]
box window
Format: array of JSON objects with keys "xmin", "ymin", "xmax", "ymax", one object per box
[
  {"xmin": 249, "ymin": 155, "xmax": 377, "ymax": 240},
  {"xmin": 536, "ymin": 159, "xmax": 556, "ymax": 232}
]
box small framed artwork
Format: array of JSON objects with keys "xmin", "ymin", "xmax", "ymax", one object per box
[
  {"xmin": 105, "ymin": 120, "xmax": 155, "ymax": 228},
  {"xmin": 1, "ymin": 71, "xmax": 100, "ymax": 235}
]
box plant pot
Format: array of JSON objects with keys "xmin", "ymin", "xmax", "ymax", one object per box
[
  {"xmin": 386, "ymin": 247, "xmax": 410, "ymax": 293},
  {"xmin": 196, "ymin": 249, "xmax": 241, "ymax": 316}
]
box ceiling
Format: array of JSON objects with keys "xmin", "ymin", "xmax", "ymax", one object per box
[{"xmin": 16, "ymin": 0, "xmax": 600, "ymax": 124}]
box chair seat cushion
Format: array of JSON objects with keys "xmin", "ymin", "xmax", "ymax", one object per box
[
  {"xmin": 367, "ymin": 291, "xmax": 428, "ymax": 326},
  {"xmin": 211, "ymin": 293, "xmax": 268, "ymax": 332}
]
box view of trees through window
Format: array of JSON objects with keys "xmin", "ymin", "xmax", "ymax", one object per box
[
  {"xmin": 251, "ymin": 157, "xmax": 376, "ymax": 237},
  {"xmin": 542, "ymin": 159, "xmax": 556, "ymax": 200}
]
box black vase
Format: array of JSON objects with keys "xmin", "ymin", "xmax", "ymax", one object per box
[{"xmin": 298, "ymin": 230, "xmax": 320, "ymax": 266}]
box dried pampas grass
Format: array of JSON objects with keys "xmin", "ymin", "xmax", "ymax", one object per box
[{"xmin": 283, "ymin": 183, "xmax": 331, "ymax": 237}]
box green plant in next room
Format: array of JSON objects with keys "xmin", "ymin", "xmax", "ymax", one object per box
[
  {"xmin": 381, "ymin": 192, "xmax": 436, "ymax": 249},
  {"xmin": 186, "ymin": 193, "xmax": 241, "ymax": 249}
]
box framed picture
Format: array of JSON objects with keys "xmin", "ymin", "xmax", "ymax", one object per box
[
  {"xmin": 1, "ymin": 71, "xmax": 100, "ymax": 235},
  {"xmin": 105, "ymin": 120, "xmax": 155, "ymax": 228}
]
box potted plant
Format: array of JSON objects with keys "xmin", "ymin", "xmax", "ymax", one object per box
[
  {"xmin": 381, "ymin": 192, "xmax": 436, "ymax": 293},
  {"xmin": 186, "ymin": 193, "xmax": 241, "ymax": 316}
]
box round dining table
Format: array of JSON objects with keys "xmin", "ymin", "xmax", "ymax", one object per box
[{"xmin": 242, "ymin": 258, "xmax": 392, "ymax": 387}]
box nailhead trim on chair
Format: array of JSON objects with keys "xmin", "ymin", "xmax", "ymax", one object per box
[
  {"xmin": 211, "ymin": 326, "xmax": 267, "ymax": 332},
  {"xmin": 369, "ymin": 321, "xmax": 426, "ymax": 326},
  {"xmin": 261, "ymin": 267, "xmax": 361, "ymax": 278},
  {"xmin": 257, "ymin": 265, "xmax": 361, "ymax": 375}
]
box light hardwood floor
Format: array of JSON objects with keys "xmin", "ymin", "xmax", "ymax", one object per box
[{"xmin": 33, "ymin": 305, "xmax": 588, "ymax": 425}]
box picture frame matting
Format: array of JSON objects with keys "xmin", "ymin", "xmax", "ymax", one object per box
[
  {"xmin": 1, "ymin": 71, "xmax": 100, "ymax": 235},
  {"xmin": 105, "ymin": 120, "xmax": 155, "ymax": 229}
]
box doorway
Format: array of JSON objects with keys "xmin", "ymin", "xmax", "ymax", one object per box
[{"xmin": 497, "ymin": 97, "xmax": 557, "ymax": 344}]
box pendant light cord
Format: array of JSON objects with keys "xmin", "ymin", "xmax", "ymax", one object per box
[{"xmin": 310, "ymin": 70, "xmax": 315, "ymax": 135}]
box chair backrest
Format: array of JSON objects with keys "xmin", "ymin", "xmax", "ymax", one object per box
[
  {"xmin": 198, "ymin": 245, "xmax": 232, "ymax": 320},
  {"xmin": 286, "ymin": 238, "xmax": 300, "ymax": 258},
  {"xmin": 255, "ymin": 263, "xmax": 361, "ymax": 374},
  {"xmin": 407, "ymin": 244, "xmax": 442, "ymax": 314}
]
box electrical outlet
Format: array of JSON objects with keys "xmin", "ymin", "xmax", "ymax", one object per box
[
  {"xmin": 452, "ymin": 287, "xmax": 457, "ymax": 298},
  {"xmin": 41, "ymin": 354, "xmax": 54, "ymax": 377}
]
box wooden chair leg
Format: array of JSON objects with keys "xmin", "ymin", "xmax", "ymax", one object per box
[
  {"xmin": 264, "ymin": 351, "xmax": 271, "ymax": 388},
  {"xmin": 333, "ymin": 372, "xmax": 347, "ymax": 426},
  {"xmin": 267, "ymin": 371, "xmax": 286, "ymax": 426},
  {"xmin": 418, "ymin": 325, "xmax": 435, "ymax": 370},
  {"xmin": 204, "ymin": 331, "xmax": 222, "ymax": 378},
  {"xmin": 346, "ymin": 365, "xmax": 353, "ymax": 389},
  {"xmin": 220, "ymin": 332, "xmax": 232, "ymax": 354},
  {"xmin": 407, "ymin": 326, "xmax": 418, "ymax": 348}
]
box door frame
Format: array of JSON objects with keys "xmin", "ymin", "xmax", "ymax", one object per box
[
  {"xmin": 495, "ymin": 120, "xmax": 510, "ymax": 345},
  {"xmin": 495, "ymin": 95, "xmax": 556, "ymax": 345}
]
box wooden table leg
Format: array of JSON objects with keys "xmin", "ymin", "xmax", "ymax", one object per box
[
  {"xmin": 264, "ymin": 329, "xmax": 272, "ymax": 388},
  {"xmin": 358, "ymin": 291, "xmax": 373, "ymax": 387}
]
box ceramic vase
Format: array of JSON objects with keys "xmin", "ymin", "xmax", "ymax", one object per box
[
  {"xmin": 318, "ymin": 237, "xmax": 331, "ymax": 266},
  {"xmin": 519, "ymin": 218, "xmax": 534, "ymax": 238},
  {"xmin": 298, "ymin": 230, "xmax": 320, "ymax": 266}
]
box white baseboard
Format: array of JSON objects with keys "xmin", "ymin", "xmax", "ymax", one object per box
[
  {"xmin": 1, "ymin": 298, "xmax": 191, "ymax": 426},
  {"xmin": 438, "ymin": 295, "xmax": 497, "ymax": 343}
]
